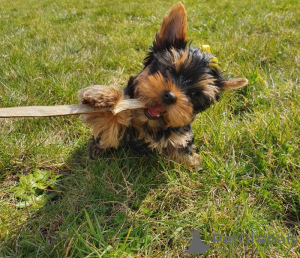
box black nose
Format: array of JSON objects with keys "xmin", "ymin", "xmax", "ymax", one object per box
[{"xmin": 162, "ymin": 91, "xmax": 177, "ymax": 105}]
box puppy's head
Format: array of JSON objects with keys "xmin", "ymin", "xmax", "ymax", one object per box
[{"xmin": 126, "ymin": 3, "xmax": 248, "ymax": 129}]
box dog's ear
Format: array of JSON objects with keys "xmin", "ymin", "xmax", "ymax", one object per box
[
  {"xmin": 155, "ymin": 2, "xmax": 187, "ymax": 50},
  {"xmin": 222, "ymin": 78, "xmax": 248, "ymax": 91}
]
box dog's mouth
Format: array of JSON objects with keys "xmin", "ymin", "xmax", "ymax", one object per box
[{"xmin": 145, "ymin": 106, "xmax": 165, "ymax": 119}]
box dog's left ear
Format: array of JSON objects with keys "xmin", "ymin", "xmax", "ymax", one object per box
[
  {"xmin": 155, "ymin": 2, "xmax": 187, "ymax": 50},
  {"xmin": 222, "ymin": 78, "xmax": 248, "ymax": 91}
]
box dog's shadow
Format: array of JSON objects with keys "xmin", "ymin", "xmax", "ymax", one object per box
[
  {"xmin": 6, "ymin": 140, "xmax": 169, "ymax": 253},
  {"xmin": 65, "ymin": 141, "xmax": 167, "ymax": 211}
]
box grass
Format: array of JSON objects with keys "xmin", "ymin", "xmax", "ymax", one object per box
[{"xmin": 0, "ymin": 0, "xmax": 299, "ymax": 256}]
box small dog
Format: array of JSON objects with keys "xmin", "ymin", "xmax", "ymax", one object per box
[{"xmin": 78, "ymin": 3, "xmax": 248, "ymax": 167}]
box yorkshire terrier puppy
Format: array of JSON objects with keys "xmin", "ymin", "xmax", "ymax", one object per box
[{"xmin": 78, "ymin": 3, "xmax": 248, "ymax": 167}]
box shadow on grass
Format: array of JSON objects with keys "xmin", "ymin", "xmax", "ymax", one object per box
[{"xmin": 2, "ymin": 140, "xmax": 168, "ymax": 256}]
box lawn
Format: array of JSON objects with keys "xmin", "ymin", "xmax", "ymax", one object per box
[{"xmin": 0, "ymin": 0, "xmax": 299, "ymax": 256}]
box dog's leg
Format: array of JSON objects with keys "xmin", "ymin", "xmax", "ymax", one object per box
[
  {"xmin": 89, "ymin": 136, "xmax": 104, "ymax": 159},
  {"xmin": 165, "ymin": 144, "xmax": 201, "ymax": 168},
  {"xmin": 78, "ymin": 86, "xmax": 131, "ymax": 154},
  {"xmin": 184, "ymin": 145, "xmax": 201, "ymax": 168}
]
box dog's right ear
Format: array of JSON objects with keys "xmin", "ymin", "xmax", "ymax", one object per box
[
  {"xmin": 154, "ymin": 2, "xmax": 187, "ymax": 51},
  {"xmin": 221, "ymin": 78, "xmax": 248, "ymax": 91}
]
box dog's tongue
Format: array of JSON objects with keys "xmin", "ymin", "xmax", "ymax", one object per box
[{"xmin": 147, "ymin": 106, "xmax": 165, "ymax": 117}]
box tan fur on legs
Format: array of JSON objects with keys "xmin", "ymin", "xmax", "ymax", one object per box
[
  {"xmin": 165, "ymin": 144, "xmax": 201, "ymax": 168},
  {"xmin": 79, "ymin": 85, "xmax": 131, "ymax": 149},
  {"xmin": 82, "ymin": 110, "xmax": 131, "ymax": 148}
]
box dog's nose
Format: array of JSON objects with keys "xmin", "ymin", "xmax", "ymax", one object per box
[{"xmin": 162, "ymin": 91, "xmax": 177, "ymax": 105}]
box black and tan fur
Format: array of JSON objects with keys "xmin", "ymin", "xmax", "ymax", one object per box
[{"xmin": 78, "ymin": 3, "xmax": 248, "ymax": 167}]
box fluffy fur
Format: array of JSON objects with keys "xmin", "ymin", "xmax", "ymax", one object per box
[{"xmin": 78, "ymin": 3, "xmax": 248, "ymax": 167}]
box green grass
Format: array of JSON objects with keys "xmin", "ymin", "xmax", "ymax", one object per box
[{"xmin": 0, "ymin": 0, "xmax": 299, "ymax": 256}]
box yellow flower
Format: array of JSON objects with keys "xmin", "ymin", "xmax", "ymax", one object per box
[{"xmin": 200, "ymin": 45, "xmax": 219, "ymax": 68}]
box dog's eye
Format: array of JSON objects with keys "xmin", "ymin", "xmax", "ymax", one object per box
[
  {"xmin": 189, "ymin": 92, "xmax": 198, "ymax": 98},
  {"xmin": 164, "ymin": 67, "xmax": 172, "ymax": 74}
]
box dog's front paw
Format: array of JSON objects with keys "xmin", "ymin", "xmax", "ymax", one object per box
[
  {"xmin": 186, "ymin": 152, "xmax": 202, "ymax": 169},
  {"xmin": 187, "ymin": 152, "xmax": 202, "ymax": 170},
  {"xmin": 78, "ymin": 85, "xmax": 123, "ymax": 108},
  {"xmin": 89, "ymin": 136, "xmax": 104, "ymax": 159},
  {"xmin": 166, "ymin": 147, "xmax": 202, "ymax": 169}
]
